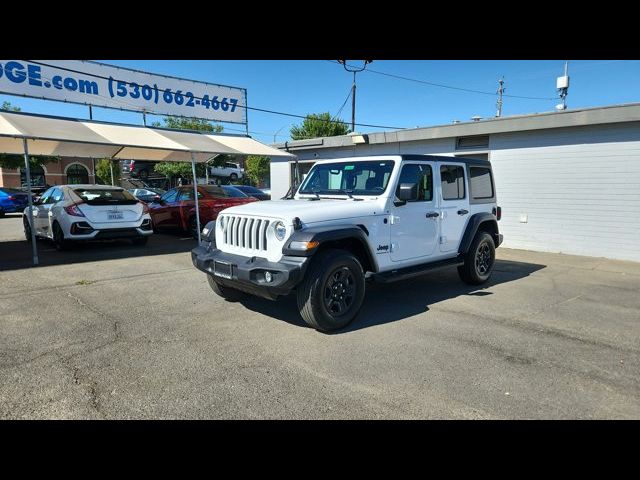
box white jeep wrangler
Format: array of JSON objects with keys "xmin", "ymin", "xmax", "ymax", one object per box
[{"xmin": 192, "ymin": 155, "xmax": 502, "ymax": 332}]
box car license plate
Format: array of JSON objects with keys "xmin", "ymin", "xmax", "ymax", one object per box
[
  {"xmin": 108, "ymin": 211, "xmax": 123, "ymax": 220},
  {"xmin": 213, "ymin": 261, "xmax": 233, "ymax": 279}
]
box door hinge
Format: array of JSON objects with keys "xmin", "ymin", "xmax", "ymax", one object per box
[{"xmin": 439, "ymin": 236, "xmax": 447, "ymax": 245}]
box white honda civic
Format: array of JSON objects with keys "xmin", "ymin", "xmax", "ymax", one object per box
[{"xmin": 22, "ymin": 184, "xmax": 153, "ymax": 250}]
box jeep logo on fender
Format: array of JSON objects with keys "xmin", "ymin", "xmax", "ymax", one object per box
[{"xmin": 377, "ymin": 244, "xmax": 389, "ymax": 252}]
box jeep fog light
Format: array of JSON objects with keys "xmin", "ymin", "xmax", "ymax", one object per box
[
  {"xmin": 273, "ymin": 221, "xmax": 286, "ymax": 241},
  {"xmin": 289, "ymin": 241, "xmax": 319, "ymax": 251},
  {"xmin": 264, "ymin": 271, "xmax": 273, "ymax": 283}
]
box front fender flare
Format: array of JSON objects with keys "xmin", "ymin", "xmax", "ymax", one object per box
[{"xmin": 282, "ymin": 224, "xmax": 378, "ymax": 272}]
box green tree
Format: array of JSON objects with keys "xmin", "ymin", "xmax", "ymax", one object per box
[
  {"xmin": 290, "ymin": 112, "xmax": 350, "ymax": 140},
  {"xmin": 0, "ymin": 101, "xmax": 61, "ymax": 170},
  {"xmin": 151, "ymin": 116, "xmax": 223, "ymax": 133},
  {"xmin": 2, "ymin": 101, "xmax": 20, "ymax": 112},
  {"xmin": 151, "ymin": 116, "xmax": 223, "ymax": 184},
  {"xmin": 244, "ymin": 155, "xmax": 270, "ymax": 186},
  {"xmin": 95, "ymin": 158, "xmax": 121, "ymax": 185}
]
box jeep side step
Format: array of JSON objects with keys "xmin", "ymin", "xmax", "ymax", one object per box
[{"xmin": 372, "ymin": 256, "xmax": 464, "ymax": 283}]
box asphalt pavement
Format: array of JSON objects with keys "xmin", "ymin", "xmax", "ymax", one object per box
[{"xmin": 1, "ymin": 213, "xmax": 639, "ymax": 419}]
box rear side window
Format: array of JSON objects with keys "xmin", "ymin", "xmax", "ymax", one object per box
[
  {"xmin": 440, "ymin": 165, "xmax": 465, "ymax": 200},
  {"xmin": 51, "ymin": 188, "xmax": 64, "ymax": 202},
  {"xmin": 161, "ymin": 189, "xmax": 178, "ymax": 203},
  {"xmin": 178, "ymin": 189, "xmax": 203, "ymax": 201},
  {"xmin": 222, "ymin": 186, "xmax": 248, "ymax": 198},
  {"xmin": 74, "ymin": 188, "xmax": 137, "ymax": 205},
  {"xmin": 469, "ymin": 167, "xmax": 494, "ymax": 199}
]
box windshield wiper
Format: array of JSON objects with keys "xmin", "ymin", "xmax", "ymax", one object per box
[{"xmin": 336, "ymin": 189, "xmax": 354, "ymax": 199}]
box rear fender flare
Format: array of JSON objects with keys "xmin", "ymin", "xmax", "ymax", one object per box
[{"xmin": 458, "ymin": 213, "xmax": 499, "ymax": 254}]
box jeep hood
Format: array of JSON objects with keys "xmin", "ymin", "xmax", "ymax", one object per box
[{"xmin": 219, "ymin": 199, "xmax": 379, "ymax": 225}]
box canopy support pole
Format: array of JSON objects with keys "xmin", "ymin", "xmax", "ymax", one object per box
[
  {"xmin": 22, "ymin": 138, "xmax": 39, "ymax": 265},
  {"xmin": 191, "ymin": 152, "xmax": 201, "ymax": 244}
]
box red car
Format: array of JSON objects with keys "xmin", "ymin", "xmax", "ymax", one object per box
[{"xmin": 148, "ymin": 185, "xmax": 258, "ymax": 238}]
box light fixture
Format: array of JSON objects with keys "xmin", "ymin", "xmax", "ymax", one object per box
[{"xmin": 349, "ymin": 133, "xmax": 368, "ymax": 144}]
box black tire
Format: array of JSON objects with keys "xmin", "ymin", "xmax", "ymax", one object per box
[
  {"xmin": 207, "ymin": 275, "xmax": 245, "ymax": 302},
  {"xmin": 138, "ymin": 169, "xmax": 149, "ymax": 180},
  {"xmin": 188, "ymin": 216, "xmax": 200, "ymax": 239},
  {"xmin": 0, "ymin": 208, "xmax": 5, "ymax": 218},
  {"xmin": 132, "ymin": 236, "xmax": 148, "ymax": 246},
  {"xmin": 53, "ymin": 222, "xmax": 71, "ymax": 251},
  {"xmin": 229, "ymin": 173, "xmax": 238, "ymax": 181},
  {"xmin": 458, "ymin": 231, "xmax": 496, "ymax": 285},
  {"xmin": 23, "ymin": 216, "xmax": 32, "ymax": 242},
  {"xmin": 296, "ymin": 249, "xmax": 366, "ymax": 332}
]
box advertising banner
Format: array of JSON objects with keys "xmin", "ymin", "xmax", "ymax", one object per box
[{"xmin": 0, "ymin": 60, "xmax": 247, "ymax": 124}]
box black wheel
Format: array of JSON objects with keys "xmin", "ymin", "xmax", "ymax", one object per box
[
  {"xmin": 229, "ymin": 173, "xmax": 238, "ymax": 181},
  {"xmin": 458, "ymin": 231, "xmax": 496, "ymax": 285},
  {"xmin": 138, "ymin": 169, "xmax": 149, "ymax": 180},
  {"xmin": 132, "ymin": 236, "xmax": 148, "ymax": 246},
  {"xmin": 23, "ymin": 217, "xmax": 32, "ymax": 242},
  {"xmin": 207, "ymin": 275, "xmax": 245, "ymax": 302},
  {"xmin": 296, "ymin": 249, "xmax": 366, "ymax": 332},
  {"xmin": 188, "ymin": 216, "xmax": 200, "ymax": 239},
  {"xmin": 0, "ymin": 208, "xmax": 5, "ymax": 218},
  {"xmin": 52, "ymin": 222, "xmax": 71, "ymax": 251}
]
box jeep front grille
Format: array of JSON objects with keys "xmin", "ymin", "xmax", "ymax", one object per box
[{"xmin": 220, "ymin": 215, "xmax": 270, "ymax": 252}]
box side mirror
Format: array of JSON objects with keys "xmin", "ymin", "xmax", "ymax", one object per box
[{"xmin": 395, "ymin": 183, "xmax": 417, "ymax": 206}]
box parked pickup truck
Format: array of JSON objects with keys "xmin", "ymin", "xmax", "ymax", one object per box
[{"xmin": 192, "ymin": 154, "xmax": 502, "ymax": 332}]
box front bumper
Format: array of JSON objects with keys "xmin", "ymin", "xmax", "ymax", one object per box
[{"xmin": 191, "ymin": 245, "xmax": 309, "ymax": 300}]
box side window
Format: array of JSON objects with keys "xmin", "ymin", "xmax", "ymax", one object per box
[
  {"xmin": 225, "ymin": 163, "xmax": 236, "ymax": 169},
  {"xmin": 51, "ymin": 188, "xmax": 64, "ymax": 203},
  {"xmin": 178, "ymin": 189, "xmax": 203, "ymax": 201},
  {"xmin": 469, "ymin": 167, "xmax": 494, "ymax": 199},
  {"xmin": 396, "ymin": 164, "xmax": 433, "ymax": 201},
  {"xmin": 161, "ymin": 188, "xmax": 178, "ymax": 203},
  {"xmin": 178, "ymin": 189, "xmax": 194, "ymax": 201},
  {"xmin": 440, "ymin": 165, "xmax": 465, "ymax": 200},
  {"xmin": 39, "ymin": 187, "xmax": 55, "ymax": 204}
]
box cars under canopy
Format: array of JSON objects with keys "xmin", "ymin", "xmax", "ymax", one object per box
[{"xmin": 0, "ymin": 110, "xmax": 295, "ymax": 265}]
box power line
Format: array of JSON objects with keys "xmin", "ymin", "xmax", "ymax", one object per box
[
  {"xmin": 23, "ymin": 60, "xmax": 406, "ymax": 131},
  {"xmin": 334, "ymin": 86, "xmax": 352, "ymax": 120},
  {"xmin": 328, "ymin": 60, "xmax": 557, "ymax": 100}
]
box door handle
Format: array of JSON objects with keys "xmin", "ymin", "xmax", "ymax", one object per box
[
  {"xmin": 425, "ymin": 212, "xmax": 439, "ymax": 218},
  {"xmin": 457, "ymin": 209, "xmax": 469, "ymax": 215}
]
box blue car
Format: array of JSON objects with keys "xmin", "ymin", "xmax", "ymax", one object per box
[{"xmin": 0, "ymin": 187, "xmax": 29, "ymax": 216}]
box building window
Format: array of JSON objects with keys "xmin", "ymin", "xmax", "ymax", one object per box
[
  {"xmin": 440, "ymin": 165, "xmax": 465, "ymax": 200},
  {"xmin": 469, "ymin": 166, "xmax": 494, "ymax": 199},
  {"xmin": 66, "ymin": 164, "xmax": 89, "ymax": 184},
  {"xmin": 455, "ymin": 135, "xmax": 489, "ymax": 150},
  {"xmin": 20, "ymin": 165, "xmax": 46, "ymax": 189}
]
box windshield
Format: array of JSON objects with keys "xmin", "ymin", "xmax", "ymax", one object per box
[
  {"xmin": 74, "ymin": 188, "xmax": 138, "ymax": 205},
  {"xmin": 298, "ymin": 161, "xmax": 395, "ymax": 196}
]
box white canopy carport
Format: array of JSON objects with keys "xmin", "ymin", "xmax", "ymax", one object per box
[{"xmin": 0, "ymin": 110, "xmax": 295, "ymax": 265}]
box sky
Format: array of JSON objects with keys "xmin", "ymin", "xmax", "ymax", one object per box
[{"xmin": 2, "ymin": 60, "xmax": 639, "ymax": 144}]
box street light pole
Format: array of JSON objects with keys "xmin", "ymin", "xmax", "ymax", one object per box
[{"xmin": 338, "ymin": 60, "xmax": 372, "ymax": 132}]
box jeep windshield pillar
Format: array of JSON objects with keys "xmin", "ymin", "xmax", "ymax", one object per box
[{"xmin": 192, "ymin": 154, "xmax": 502, "ymax": 332}]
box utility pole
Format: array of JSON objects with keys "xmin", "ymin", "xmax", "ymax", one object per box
[
  {"xmin": 496, "ymin": 77, "xmax": 505, "ymax": 117},
  {"xmin": 338, "ymin": 60, "xmax": 373, "ymax": 132},
  {"xmin": 273, "ymin": 125, "xmax": 286, "ymax": 143}
]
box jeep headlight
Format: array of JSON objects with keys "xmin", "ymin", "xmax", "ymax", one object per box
[{"xmin": 273, "ymin": 221, "xmax": 287, "ymax": 241}]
